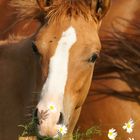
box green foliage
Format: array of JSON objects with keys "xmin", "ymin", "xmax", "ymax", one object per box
[
  {"xmin": 73, "ymin": 126, "xmax": 102, "ymax": 140},
  {"xmin": 18, "ymin": 120, "xmax": 37, "ymax": 137},
  {"xmin": 19, "ymin": 117, "xmax": 101, "ymax": 140}
]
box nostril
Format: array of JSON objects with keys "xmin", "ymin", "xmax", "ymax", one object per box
[
  {"xmin": 33, "ymin": 108, "xmax": 39, "ymax": 125},
  {"xmin": 57, "ymin": 112, "xmax": 64, "ymax": 124}
]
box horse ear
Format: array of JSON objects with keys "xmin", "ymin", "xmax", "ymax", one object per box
[
  {"xmin": 36, "ymin": 0, "xmax": 53, "ymax": 11},
  {"xmin": 90, "ymin": 0, "xmax": 111, "ymax": 21},
  {"xmin": 96, "ymin": 0, "xmax": 111, "ymax": 20}
]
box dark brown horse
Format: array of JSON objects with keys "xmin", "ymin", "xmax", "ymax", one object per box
[{"xmin": 0, "ymin": 37, "xmax": 43, "ymax": 139}]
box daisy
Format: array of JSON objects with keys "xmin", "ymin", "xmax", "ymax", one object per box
[
  {"xmin": 128, "ymin": 138, "xmax": 134, "ymax": 140},
  {"xmin": 57, "ymin": 125, "xmax": 67, "ymax": 136},
  {"xmin": 108, "ymin": 128, "xmax": 117, "ymax": 140},
  {"xmin": 47, "ymin": 102, "xmax": 57, "ymax": 112},
  {"xmin": 123, "ymin": 118, "xmax": 135, "ymax": 133}
]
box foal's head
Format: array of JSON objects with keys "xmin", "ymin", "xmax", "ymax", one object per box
[{"xmin": 11, "ymin": 0, "xmax": 110, "ymax": 137}]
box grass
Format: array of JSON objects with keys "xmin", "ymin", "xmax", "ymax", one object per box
[
  {"xmin": 19, "ymin": 117, "xmax": 102, "ymax": 140},
  {"xmin": 73, "ymin": 126, "xmax": 102, "ymax": 140}
]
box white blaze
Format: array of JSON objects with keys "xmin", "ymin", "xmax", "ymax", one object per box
[{"xmin": 39, "ymin": 26, "xmax": 77, "ymax": 109}]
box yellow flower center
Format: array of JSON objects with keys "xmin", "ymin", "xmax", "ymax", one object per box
[
  {"xmin": 127, "ymin": 123, "xmax": 131, "ymax": 128},
  {"xmin": 50, "ymin": 106, "xmax": 54, "ymax": 110},
  {"xmin": 60, "ymin": 128, "xmax": 63, "ymax": 133},
  {"xmin": 109, "ymin": 132, "xmax": 113, "ymax": 136}
]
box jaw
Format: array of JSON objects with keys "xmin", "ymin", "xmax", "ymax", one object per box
[
  {"xmin": 38, "ymin": 123, "xmax": 58, "ymax": 137},
  {"xmin": 63, "ymin": 97, "xmax": 81, "ymax": 133},
  {"xmin": 63, "ymin": 107, "xmax": 82, "ymax": 140}
]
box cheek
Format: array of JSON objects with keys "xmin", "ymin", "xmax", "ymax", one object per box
[
  {"xmin": 77, "ymin": 69, "xmax": 94, "ymax": 101},
  {"xmin": 63, "ymin": 65, "xmax": 94, "ymax": 120},
  {"xmin": 75, "ymin": 72, "xmax": 92, "ymax": 95},
  {"xmin": 67, "ymin": 63, "xmax": 94, "ymax": 91},
  {"xmin": 67, "ymin": 70, "xmax": 93, "ymax": 109}
]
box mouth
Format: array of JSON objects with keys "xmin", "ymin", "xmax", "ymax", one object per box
[
  {"xmin": 33, "ymin": 107, "xmax": 69, "ymax": 138},
  {"xmin": 37, "ymin": 123, "xmax": 68, "ymax": 137}
]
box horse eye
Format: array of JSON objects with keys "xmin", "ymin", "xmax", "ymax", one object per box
[
  {"xmin": 32, "ymin": 42, "xmax": 40, "ymax": 55},
  {"xmin": 88, "ymin": 53, "xmax": 98, "ymax": 63}
]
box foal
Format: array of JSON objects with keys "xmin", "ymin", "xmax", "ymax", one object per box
[{"xmin": 9, "ymin": 0, "xmax": 111, "ymax": 139}]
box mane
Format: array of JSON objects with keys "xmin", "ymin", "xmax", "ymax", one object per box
[
  {"xmin": 92, "ymin": 18, "xmax": 140, "ymax": 103},
  {"xmin": 9, "ymin": 0, "xmax": 96, "ymax": 24},
  {"xmin": 9, "ymin": 0, "xmax": 41, "ymax": 22},
  {"xmin": 46, "ymin": 1, "xmax": 94, "ymax": 22},
  {"xmin": 0, "ymin": 35, "xmax": 27, "ymax": 46}
]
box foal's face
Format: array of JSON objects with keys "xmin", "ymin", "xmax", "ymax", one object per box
[{"xmin": 35, "ymin": 17, "xmax": 101, "ymax": 137}]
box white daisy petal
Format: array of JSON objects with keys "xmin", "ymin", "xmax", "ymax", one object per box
[
  {"xmin": 127, "ymin": 128, "xmax": 133, "ymax": 133},
  {"xmin": 57, "ymin": 125, "xmax": 67, "ymax": 136},
  {"xmin": 108, "ymin": 128, "xmax": 117, "ymax": 140},
  {"xmin": 122, "ymin": 125, "xmax": 127, "ymax": 130},
  {"xmin": 128, "ymin": 138, "xmax": 134, "ymax": 140},
  {"xmin": 123, "ymin": 118, "xmax": 135, "ymax": 134}
]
